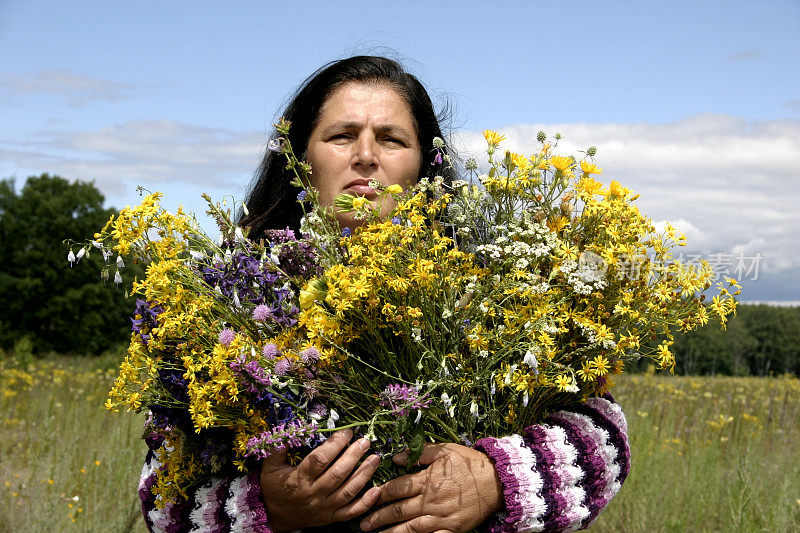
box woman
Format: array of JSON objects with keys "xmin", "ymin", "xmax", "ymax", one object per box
[{"xmin": 139, "ymin": 56, "xmax": 630, "ymax": 533}]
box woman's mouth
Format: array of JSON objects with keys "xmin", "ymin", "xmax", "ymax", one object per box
[{"xmin": 344, "ymin": 179, "xmax": 379, "ymax": 198}]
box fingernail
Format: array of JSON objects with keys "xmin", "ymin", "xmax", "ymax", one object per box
[
  {"xmin": 360, "ymin": 519, "xmax": 372, "ymax": 531},
  {"xmin": 366, "ymin": 486, "xmax": 381, "ymax": 500},
  {"xmin": 358, "ymin": 438, "xmax": 370, "ymax": 451}
]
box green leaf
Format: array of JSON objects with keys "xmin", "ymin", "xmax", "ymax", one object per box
[{"xmin": 406, "ymin": 424, "xmax": 425, "ymax": 468}]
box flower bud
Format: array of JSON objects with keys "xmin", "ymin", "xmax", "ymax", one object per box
[
  {"xmin": 536, "ymin": 131, "xmax": 546, "ymax": 143},
  {"xmin": 586, "ymin": 146, "xmax": 597, "ymax": 157}
]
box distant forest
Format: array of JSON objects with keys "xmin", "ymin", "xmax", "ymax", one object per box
[
  {"xmin": 633, "ymin": 304, "xmax": 800, "ymax": 376},
  {"xmin": 1, "ymin": 174, "xmax": 797, "ymax": 376}
]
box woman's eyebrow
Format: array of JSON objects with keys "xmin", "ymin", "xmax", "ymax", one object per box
[
  {"xmin": 319, "ymin": 121, "xmax": 415, "ymax": 139},
  {"xmin": 374, "ymin": 124, "xmax": 414, "ymax": 139},
  {"xmin": 320, "ymin": 121, "xmax": 361, "ymax": 134}
]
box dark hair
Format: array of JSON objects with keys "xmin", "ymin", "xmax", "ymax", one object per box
[{"xmin": 240, "ymin": 55, "xmax": 452, "ymax": 238}]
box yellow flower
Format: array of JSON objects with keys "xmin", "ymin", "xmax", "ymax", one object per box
[
  {"xmin": 590, "ymin": 355, "xmax": 611, "ymax": 376},
  {"xmin": 580, "ymin": 160, "xmax": 603, "ymax": 176},
  {"xmin": 547, "ymin": 216, "xmax": 570, "ymax": 233},
  {"xmin": 385, "ymin": 184, "xmax": 403, "ymax": 194},
  {"xmin": 554, "ymin": 374, "xmax": 572, "ymax": 392},
  {"xmin": 549, "ymin": 156, "xmax": 574, "ymax": 172},
  {"xmin": 483, "ymin": 130, "xmax": 506, "ymax": 145},
  {"xmin": 604, "ymin": 180, "xmax": 628, "ymax": 199},
  {"xmin": 351, "ymin": 197, "xmax": 369, "ymax": 209},
  {"xmin": 576, "ymin": 177, "xmax": 605, "ymax": 196}
]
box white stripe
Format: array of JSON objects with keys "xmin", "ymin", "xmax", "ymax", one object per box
[
  {"xmin": 189, "ymin": 478, "xmax": 225, "ymax": 532},
  {"xmin": 225, "ymin": 476, "xmax": 254, "ymax": 533},
  {"xmin": 552, "ymin": 411, "xmax": 621, "ymax": 494},
  {"xmin": 495, "ymin": 434, "xmax": 547, "ymax": 532},
  {"xmin": 586, "ymin": 396, "xmax": 628, "ymax": 434}
]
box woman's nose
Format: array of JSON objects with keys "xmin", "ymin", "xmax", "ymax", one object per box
[{"xmin": 354, "ymin": 136, "xmax": 377, "ymax": 168}]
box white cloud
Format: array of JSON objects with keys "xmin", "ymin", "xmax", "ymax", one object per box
[
  {"xmin": 653, "ymin": 218, "xmax": 708, "ymax": 247},
  {"xmin": 0, "ymin": 70, "xmax": 133, "ymax": 106},
  {"xmin": 2, "ymin": 112, "xmax": 798, "ymax": 289},
  {"xmin": 726, "ymin": 49, "xmax": 764, "ymax": 62},
  {"xmin": 782, "ymin": 98, "xmax": 800, "ymax": 114},
  {"xmin": 1, "ymin": 120, "xmax": 265, "ymax": 192},
  {"xmin": 451, "ymin": 114, "xmax": 800, "ymax": 276}
]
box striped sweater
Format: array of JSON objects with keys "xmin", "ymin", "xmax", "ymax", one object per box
[{"xmin": 139, "ymin": 395, "xmax": 629, "ymax": 532}]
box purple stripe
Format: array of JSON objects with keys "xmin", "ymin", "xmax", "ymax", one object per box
[
  {"xmin": 202, "ymin": 478, "xmax": 232, "ymax": 532},
  {"xmin": 474, "ymin": 437, "xmax": 524, "ymax": 533},
  {"xmin": 523, "ymin": 426, "xmax": 567, "ymax": 528},
  {"xmin": 242, "ymin": 472, "xmax": 272, "ymax": 531},
  {"xmin": 139, "ymin": 454, "xmax": 158, "ymax": 532},
  {"xmin": 540, "ymin": 416, "xmax": 605, "ymax": 531},
  {"xmin": 575, "ymin": 400, "xmax": 630, "ymax": 482}
]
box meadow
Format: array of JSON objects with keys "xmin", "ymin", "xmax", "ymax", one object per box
[{"xmin": 1, "ymin": 356, "xmax": 798, "ymax": 532}]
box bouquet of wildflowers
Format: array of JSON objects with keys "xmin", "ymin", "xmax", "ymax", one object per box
[
  {"xmin": 252, "ymin": 129, "xmax": 741, "ymax": 468},
  {"xmin": 76, "ymin": 186, "xmax": 330, "ymax": 503},
  {"xmin": 75, "ymin": 120, "xmax": 739, "ymax": 504}
]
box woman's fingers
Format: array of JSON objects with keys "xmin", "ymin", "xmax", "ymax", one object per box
[
  {"xmin": 359, "ymin": 496, "xmax": 428, "ymax": 532},
  {"xmin": 331, "ymin": 484, "xmax": 381, "ymax": 523},
  {"xmin": 328, "ymin": 453, "xmax": 381, "ymax": 506},
  {"xmin": 297, "ymin": 428, "xmax": 353, "ymax": 479},
  {"xmin": 315, "ymin": 435, "xmax": 372, "ymax": 491},
  {"xmin": 260, "ymin": 449, "xmax": 289, "ymax": 475},
  {"xmin": 374, "ymin": 514, "xmax": 444, "ymax": 533},
  {"xmin": 376, "ymin": 471, "xmax": 425, "ymax": 506}
]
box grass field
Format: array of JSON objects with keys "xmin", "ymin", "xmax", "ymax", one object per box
[{"xmin": 1, "ymin": 355, "xmax": 798, "ymax": 532}]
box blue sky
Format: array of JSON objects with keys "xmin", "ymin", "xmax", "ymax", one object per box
[{"xmin": 1, "ymin": 0, "xmax": 799, "ymax": 303}]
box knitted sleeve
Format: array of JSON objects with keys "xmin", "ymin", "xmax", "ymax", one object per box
[
  {"xmin": 138, "ymin": 449, "xmax": 273, "ymax": 533},
  {"xmin": 474, "ymin": 395, "xmax": 630, "ymax": 533}
]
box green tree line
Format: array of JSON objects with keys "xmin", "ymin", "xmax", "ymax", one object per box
[
  {"xmin": 0, "ymin": 173, "xmax": 139, "ymax": 355},
  {"xmin": 667, "ymin": 304, "xmax": 800, "ymax": 376},
  {"xmin": 1, "ymin": 174, "xmax": 797, "ymax": 377}
]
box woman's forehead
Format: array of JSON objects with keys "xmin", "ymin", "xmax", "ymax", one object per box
[{"xmin": 317, "ymin": 82, "xmax": 415, "ymax": 129}]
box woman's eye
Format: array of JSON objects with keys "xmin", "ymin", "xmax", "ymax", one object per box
[
  {"xmin": 328, "ymin": 134, "xmax": 351, "ymax": 142},
  {"xmin": 382, "ymin": 137, "xmax": 404, "ymax": 146}
]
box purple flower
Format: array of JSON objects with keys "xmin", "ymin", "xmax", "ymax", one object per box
[
  {"xmin": 194, "ymin": 242, "xmax": 304, "ymax": 327},
  {"xmin": 230, "ymin": 353, "xmax": 272, "ymax": 395},
  {"xmin": 130, "ymin": 299, "xmax": 164, "ymax": 345},
  {"xmin": 253, "ymin": 304, "xmax": 272, "ymax": 322},
  {"xmin": 218, "ymin": 328, "xmax": 236, "ymax": 346},
  {"xmin": 341, "ymin": 227, "xmax": 352, "ymax": 238},
  {"xmin": 300, "ymin": 347, "xmax": 320, "ymax": 364},
  {"xmin": 391, "ymin": 216, "xmax": 402, "ymax": 225},
  {"xmin": 262, "ymin": 343, "xmax": 280, "ymax": 359},
  {"xmin": 297, "ymin": 190, "xmax": 308, "ymax": 202},
  {"xmin": 264, "ymin": 228, "xmax": 323, "ymax": 279},
  {"xmin": 379, "ymin": 384, "xmax": 432, "ymax": 416},
  {"xmin": 433, "ymin": 149, "xmax": 443, "ymax": 165},
  {"xmin": 245, "ymin": 419, "xmax": 318, "ymax": 459},
  {"xmin": 267, "ymin": 138, "xmax": 282, "ymax": 152},
  {"xmin": 273, "ymin": 358, "xmax": 291, "ymax": 376},
  {"xmin": 309, "ymin": 403, "xmax": 328, "ymax": 420}
]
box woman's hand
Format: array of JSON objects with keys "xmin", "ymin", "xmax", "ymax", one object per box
[
  {"xmin": 259, "ymin": 428, "xmax": 382, "ymax": 532},
  {"xmin": 359, "ymin": 443, "xmax": 503, "ymax": 533}
]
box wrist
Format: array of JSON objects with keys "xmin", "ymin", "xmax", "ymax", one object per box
[{"xmin": 470, "ymin": 448, "xmax": 504, "ymax": 516}]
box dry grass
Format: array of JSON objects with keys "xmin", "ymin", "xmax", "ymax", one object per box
[{"xmin": 2, "ymin": 357, "xmax": 798, "ymax": 531}]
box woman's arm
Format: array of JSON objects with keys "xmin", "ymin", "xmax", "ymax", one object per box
[
  {"xmin": 139, "ymin": 449, "xmax": 273, "ymax": 533},
  {"xmin": 361, "ymin": 395, "xmax": 630, "ymax": 533},
  {"xmin": 138, "ymin": 428, "xmax": 381, "ymax": 533},
  {"xmin": 473, "ymin": 394, "xmax": 630, "ymax": 532}
]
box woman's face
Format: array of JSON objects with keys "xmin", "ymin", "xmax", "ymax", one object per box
[{"xmin": 306, "ymin": 81, "xmax": 422, "ymax": 228}]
